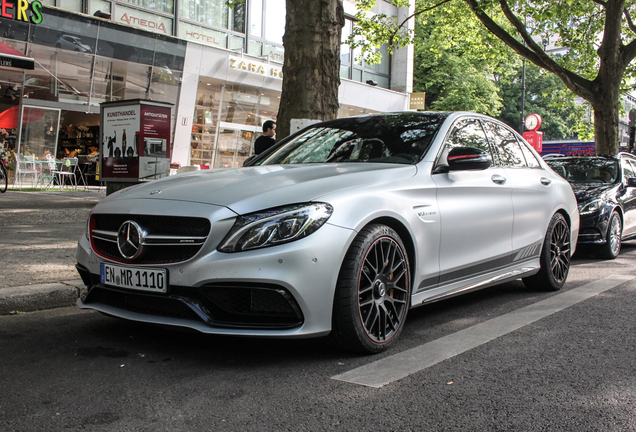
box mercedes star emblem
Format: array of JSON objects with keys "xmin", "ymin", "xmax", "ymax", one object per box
[{"xmin": 117, "ymin": 220, "xmax": 145, "ymax": 259}]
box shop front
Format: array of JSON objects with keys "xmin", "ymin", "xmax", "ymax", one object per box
[
  {"xmin": 0, "ymin": 6, "xmax": 185, "ymax": 179},
  {"xmin": 172, "ymin": 44, "xmax": 410, "ymax": 169}
]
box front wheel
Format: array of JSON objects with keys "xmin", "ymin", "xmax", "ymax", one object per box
[
  {"xmin": 596, "ymin": 211, "xmax": 621, "ymax": 260},
  {"xmin": 0, "ymin": 163, "xmax": 7, "ymax": 193},
  {"xmin": 522, "ymin": 213, "xmax": 570, "ymax": 291},
  {"xmin": 331, "ymin": 224, "xmax": 411, "ymax": 354}
]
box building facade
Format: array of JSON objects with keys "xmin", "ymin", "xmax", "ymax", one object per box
[{"xmin": 0, "ymin": 0, "xmax": 414, "ymax": 170}]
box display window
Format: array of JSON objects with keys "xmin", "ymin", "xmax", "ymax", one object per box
[{"xmin": 189, "ymin": 79, "xmax": 280, "ymax": 169}]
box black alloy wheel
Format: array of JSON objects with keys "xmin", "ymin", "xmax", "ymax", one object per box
[
  {"xmin": 332, "ymin": 224, "xmax": 411, "ymax": 353},
  {"xmin": 596, "ymin": 211, "xmax": 622, "ymax": 260},
  {"xmin": 523, "ymin": 213, "xmax": 570, "ymax": 291}
]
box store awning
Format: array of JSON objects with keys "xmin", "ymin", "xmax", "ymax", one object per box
[
  {"xmin": 0, "ymin": 41, "xmax": 34, "ymax": 70},
  {"xmin": 0, "ymin": 106, "xmax": 44, "ymax": 129}
]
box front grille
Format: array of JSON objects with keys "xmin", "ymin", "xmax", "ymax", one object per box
[
  {"xmin": 91, "ymin": 214, "xmax": 211, "ymax": 264},
  {"xmin": 84, "ymin": 283, "xmax": 304, "ymax": 330}
]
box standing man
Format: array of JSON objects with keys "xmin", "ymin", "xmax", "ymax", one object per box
[{"xmin": 254, "ymin": 120, "xmax": 276, "ymax": 155}]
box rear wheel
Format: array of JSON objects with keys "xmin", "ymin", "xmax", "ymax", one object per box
[
  {"xmin": 0, "ymin": 163, "xmax": 7, "ymax": 193},
  {"xmin": 596, "ymin": 211, "xmax": 621, "ymax": 260},
  {"xmin": 331, "ymin": 224, "xmax": 411, "ymax": 353},
  {"xmin": 523, "ymin": 213, "xmax": 570, "ymax": 291}
]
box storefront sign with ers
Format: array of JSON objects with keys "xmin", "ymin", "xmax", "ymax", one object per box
[
  {"xmin": 522, "ymin": 113, "xmax": 543, "ymax": 152},
  {"xmin": 0, "ymin": 0, "xmax": 43, "ymax": 24}
]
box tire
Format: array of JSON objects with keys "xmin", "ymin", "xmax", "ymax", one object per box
[
  {"xmin": 596, "ymin": 211, "xmax": 621, "ymax": 260},
  {"xmin": 0, "ymin": 163, "xmax": 7, "ymax": 193},
  {"xmin": 331, "ymin": 224, "xmax": 411, "ymax": 354},
  {"xmin": 523, "ymin": 213, "xmax": 570, "ymax": 291}
]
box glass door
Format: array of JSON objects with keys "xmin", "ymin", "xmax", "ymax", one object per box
[
  {"xmin": 18, "ymin": 106, "xmax": 61, "ymax": 160},
  {"xmin": 214, "ymin": 122, "xmax": 257, "ymax": 168}
]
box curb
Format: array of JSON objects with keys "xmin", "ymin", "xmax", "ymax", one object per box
[{"xmin": 0, "ymin": 280, "xmax": 84, "ymax": 315}]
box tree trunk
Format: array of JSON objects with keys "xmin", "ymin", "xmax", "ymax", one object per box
[
  {"xmin": 277, "ymin": 0, "xmax": 344, "ymax": 140},
  {"xmin": 591, "ymin": 98, "xmax": 620, "ymax": 156}
]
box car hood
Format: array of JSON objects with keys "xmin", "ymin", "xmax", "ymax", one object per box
[
  {"xmin": 107, "ymin": 163, "xmax": 417, "ymax": 215},
  {"xmin": 571, "ymin": 183, "xmax": 617, "ymax": 203}
]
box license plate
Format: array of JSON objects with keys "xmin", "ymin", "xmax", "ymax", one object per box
[{"xmin": 100, "ymin": 263, "xmax": 168, "ymax": 293}]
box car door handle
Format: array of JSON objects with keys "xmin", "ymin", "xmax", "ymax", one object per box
[
  {"xmin": 540, "ymin": 177, "xmax": 552, "ymax": 186},
  {"xmin": 491, "ymin": 174, "xmax": 507, "ymax": 184}
]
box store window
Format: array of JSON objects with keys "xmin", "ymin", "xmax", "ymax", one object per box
[
  {"xmin": 190, "ymin": 80, "xmax": 280, "ymax": 169},
  {"xmin": 92, "ymin": 57, "xmax": 153, "ymax": 101},
  {"xmin": 232, "ymin": 1, "xmax": 245, "ymax": 33},
  {"xmin": 179, "ymin": 0, "xmax": 229, "ymax": 29},
  {"xmin": 249, "ymin": 0, "xmax": 263, "ymax": 37},
  {"xmin": 340, "ymin": 18, "xmax": 390, "ymax": 89},
  {"xmin": 89, "ymin": 0, "xmax": 111, "ymax": 16},
  {"xmin": 96, "ymin": 21, "xmax": 157, "ymax": 64},
  {"xmin": 248, "ymin": 0, "xmax": 284, "ymax": 59},
  {"xmin": 58, "ymin": 0, "xmax": 83, "ymax": 12},
  {"xmin": 263, "ymin": 0, "xmax": 285, "ymax": 44},
  {"xmin": 121, "ymin": 0, "xmax": 174, "ymax": 14},
  {"xmin": 24, "ymin": 45, "xmax": 94, "ymax": 104},
  {"xmin": 191, "ymin": 79, "xmax": 224, "ymax": 168}
]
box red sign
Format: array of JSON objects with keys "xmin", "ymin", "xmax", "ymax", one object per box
[{"xmin": 523, "ymin": 131, "xmax": 543, "ymax": 153}]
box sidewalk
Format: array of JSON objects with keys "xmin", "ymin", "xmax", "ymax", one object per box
[{"xmin": 0, "ymin": 188, "xmax": 105, "ymax": 314}]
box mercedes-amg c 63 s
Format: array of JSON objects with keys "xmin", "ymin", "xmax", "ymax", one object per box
[{"xmin": 76, "ymin": 112, "xmax": 579, "ymax": 353}]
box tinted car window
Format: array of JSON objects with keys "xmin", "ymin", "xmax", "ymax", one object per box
[
  {"xmin": 483, "ymin": 121, "xmax": 526, "ymax": 167},
  {"xmin": 517, "ymin": 138, "xmax": 541, "ymax": 168},
  {"xmin": 445, "ymin": 119, "xmax": 493, "ymax": 163},
  {"xmin": 546, "ymin": 157, "xmax": 619, "ymax": 183},
  {"xmin": 623, "ymin": 158, "xmax": 636, "ymax": 182},
  {"xmin": 262, "ymin": 114, "xmax": 446, "ymax": 165}
]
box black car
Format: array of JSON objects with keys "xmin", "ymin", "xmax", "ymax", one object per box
[{"xmin": 545, "ymin": 153, "xmax": 636, "ymax": 259}]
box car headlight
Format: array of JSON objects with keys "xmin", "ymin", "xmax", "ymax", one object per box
[
  {"xmin": 218, "ymin": 203, "xmax": 334, "ymax": 252},
  {"xmin": 579, "ymin": 198, "xmax": 603, "ymax": 215}
]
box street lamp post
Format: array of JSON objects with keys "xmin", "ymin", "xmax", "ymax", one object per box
[{"xmin": 520, "ymin": 58, "xmax": 526, "ymax": 133}]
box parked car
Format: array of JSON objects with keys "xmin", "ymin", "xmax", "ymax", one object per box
[
  {"xmin": 544, "ymin": 153, "xmax": 636, "ymax": 259},
  {"xmin": 55, "ymin": 35, "xmax": 92, "ymax": 53},
  {"xmin": 76, "ymin": 112, "xmax": 579, "ymax": 353}
]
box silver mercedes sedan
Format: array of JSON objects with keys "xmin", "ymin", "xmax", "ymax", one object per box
[{"xmin": 76, "ymin": 112, "xmax": 579, "ymax": 353}]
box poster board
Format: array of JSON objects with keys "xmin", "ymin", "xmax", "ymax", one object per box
[{"xmin": 99, "ymin": 99, "xmax": 173, "ymax": 183}]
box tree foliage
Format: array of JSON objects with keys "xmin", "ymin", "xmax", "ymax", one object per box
[
  {"xmin": 355, "ymin": 0, "xmax": 636, "ymax": 155},
  {"xmin": 413, "ymin": 1, "xmax": 517, "ymax": 116},
  {"xmin": 496, "ymin": 63, "xmax": 589, "ymax": 140}
]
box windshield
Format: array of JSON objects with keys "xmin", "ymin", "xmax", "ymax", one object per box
[
  {"xmin": 546, "ymin": 157, "xmax": 619, "ymax": 184},
  {"xmin": 260, "ymin": 113, "xmax": 446, "ymax": 165}
]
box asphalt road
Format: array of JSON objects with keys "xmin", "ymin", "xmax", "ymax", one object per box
[{"xmin": 2, "ymin": 245, "xmax": 636, "ymax": 431}]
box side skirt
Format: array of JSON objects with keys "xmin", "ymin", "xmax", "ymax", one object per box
[{"xmin": 410, "ymin": 258, "xmax": 541, "ymax": 308}]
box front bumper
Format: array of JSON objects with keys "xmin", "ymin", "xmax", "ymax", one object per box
[
  {"xmin": 77, "ymin": 213, "xmax": 356, "ymax": 338},
  {"xmin": 576, "ymin": 208, "xmax": 612, "ymax": 245}
]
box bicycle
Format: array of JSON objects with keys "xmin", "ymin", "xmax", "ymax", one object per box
[{"xmin": 0, "ymin": 160, "xmax": 7, "ymax": 193}]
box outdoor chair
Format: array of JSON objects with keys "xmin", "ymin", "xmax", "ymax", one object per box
[
  {"xmin": 14, "ymin": 153, "xmax": 38, "ymax": 188},
  {"xmin": 37, "ymin": 154, "xmax": 59, "ymax": 189},
  {"xmin": 56, "ymin": 157, "xmax": 79, "ymax": 190}
]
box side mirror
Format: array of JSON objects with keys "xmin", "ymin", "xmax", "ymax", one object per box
[
  {"xmin": 627, "ymin": 178, "xmax": 636, "ymax": 188},
  {"xmin": 447, "ymin": 147, "xmax": 491, "ymax": 171}
]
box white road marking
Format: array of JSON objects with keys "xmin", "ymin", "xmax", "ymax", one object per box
[{"xmin": 332, "ymin": 275, "xmax": 635, "ymax": 388}]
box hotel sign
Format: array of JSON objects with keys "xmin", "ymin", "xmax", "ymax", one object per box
[{"xmin": 229, "ymin": 56, "xmax": 283, "ymax": 79}]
